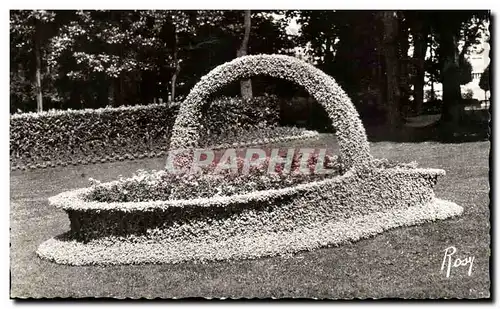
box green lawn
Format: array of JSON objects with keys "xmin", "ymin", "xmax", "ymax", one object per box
[{"xmin": 10, "ymin": 136, "xmax": 490, "ymax": 299}]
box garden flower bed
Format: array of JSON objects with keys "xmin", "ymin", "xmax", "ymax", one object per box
[
  {"xmin": 37, "ymin": 54, "xmax": 463, "ymax": 266},
  {"xmin": 85, "ymin": 152, "xmax": 340, "ymax": 203}
]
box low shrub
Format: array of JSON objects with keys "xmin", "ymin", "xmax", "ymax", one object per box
[
  {"xmin": 201, "ymin": 94, "xmax": 280, "ymax": 138},
  {"xmin": 200, "ymin": 126, "xmax": 315, "ymax": 148},
  {"xmin": 278, "ymin": 96, "xmax": 335, "ymax": 133}
]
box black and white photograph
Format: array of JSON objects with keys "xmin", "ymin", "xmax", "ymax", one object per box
[{"xmin": 7, "ymin": 4, "xmax": 493, "ymax": 301}]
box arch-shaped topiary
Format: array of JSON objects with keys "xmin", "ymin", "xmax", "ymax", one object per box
[{"xmin": 169, "ymin": 54, "xmax": 372, "ymax": 171}]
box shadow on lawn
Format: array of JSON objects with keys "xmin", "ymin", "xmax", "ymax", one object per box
[{"xmin": 365, "ymin": 113, "xmax": 491, "ymax": 144}]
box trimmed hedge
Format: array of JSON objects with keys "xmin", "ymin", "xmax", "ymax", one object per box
[
  {"xmin": 10, "ymin": 104, "xmax": 176, "ymax": 168},
  {"xmin": 10, "ymin": 96, "xmax": 282, "ymax": 169},
  {"xmin": 201, "ymin": 94, "xmax": 280, "ymax": 138}
]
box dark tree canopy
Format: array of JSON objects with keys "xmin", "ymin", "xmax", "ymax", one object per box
[{"xmin": 10, "ymin": 9, "xmax": 490, "ymax": 137}]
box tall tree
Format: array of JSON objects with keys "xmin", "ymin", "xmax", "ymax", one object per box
[
  {"xmin": 33, "ymin": 17, "xmax": 43, "ymax": 112},
  {"xmin": 170, "ymin": 26, "xmax": 180, "ymax": 103},
  {"xmin": 291, "ymin": 10, "xmax": 340, "ymax": 69},
  {"xmin": 396, "ymin": 12, "xmax": 412, "ymax": 117},
  {"xmin": 424, "ymin": 31, "xmax": 441, "ymax": 103},
  {"xmin": 379, "ymin": 11, "xmax": 402, "ymax": 129},
  {"xmin": 429, "ymin": 11, "xmax": 489, "ymax": 133},
  {"xmin": 294, "ymin": 11, "xmax": 390, "ymax": 125},
  {"xmin": 436, "ymin": 21, "xmax": 462, "ymax": 129},
  {"xmin": 237, "ymin": 10, "xmax": 252, "ymax": 99},
  {"xmin": 407, "ymin": 11, "xmax": 430, "ymax": 115},
  {"xmin": 10, "ymin": 10, "xmax": 55, "ymax": 112},
  {"xmin": 8, "ymin": 10, "xmax": 303, "ymax": 112},
  {"xmin": 166, "ymin": 11, "xmax": 196, "ymax": 102},
  {"xmin": 48, "ymin": 10, "xmax": 182, "ymax": 108}
]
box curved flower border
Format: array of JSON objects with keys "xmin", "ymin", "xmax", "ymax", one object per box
[
  {"xmin": 37, "ymin": 198, "xmax": 463, "ymax": 266},
  {"xmin": 38, "ymin": 167, "xmax": 463, "ymax": 266},
  {"xmin": 49, "ymin": 167, "xmax": 445, "ymax": 212}
]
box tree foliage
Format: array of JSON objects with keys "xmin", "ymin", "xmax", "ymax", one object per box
[
  {"xmin": 292, "ymin": 10, "xmax": 489, "ymax": 129},
  {"xmin": 10, "ymin": 10, "xmax": 292, "ymax": 112},
  {"xmin": 10, "ymin": 10, "xmax": 57, "ymax": 112},
  {"xmin": 10, "ymin": 9, "xmax": 490, "ymax": 137}
]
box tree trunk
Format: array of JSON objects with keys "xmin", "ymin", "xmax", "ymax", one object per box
[
  {"xmin": 380, "ymin": 11, "xmax": 401, "ymax": 130},
  {"xmin": 170, "ymin": 64, "xmax": 179, "ymax": 103},
  {"xmin": 411, "ymin": 21, "xmax": 427, "ymax": 115},
  {"xmin": 438, "ymin": 31, "xmax": 462, "ymax": 132},
  {"xmin": 374, "ymin": 37, "xmax": 385, "ymax": 113},
  {"xmin": 118, "ymin": 74, "xmax": 125, "ymax": 106},
  {"xmin": 108, "ymin": 80, "xmax": 115, "ymax": 106},
  {"xmin": 170, "ymin": 31, "xmax": 180, "ymax": 103},
  {"xmin": 34, "ymin": 21, "xmax": 43, "ymax": 112},
  {"xmin": 430, "ymin": 38, "xmax": 436, "ymax": 101},
  {"xmin": 323, "ymin": 36, "xmax": 334, "ymax": 70},
  {"xmin": 398, "ymin": 13, "xmax": 411, "ymax": 117},
  {"xmin": 238, "ymin": 10, "xmax": 252, "ymax": 99},
  {"xmin": 430, "ymin": 81, "xmax": 435, "ymax": 101}
]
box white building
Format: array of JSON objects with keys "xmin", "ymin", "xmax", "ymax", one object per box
[{"xmin": 462, "ymin": 43, "xmax": 490, "ymax": 101}]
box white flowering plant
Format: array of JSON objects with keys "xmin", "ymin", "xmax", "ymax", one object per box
[
  {"xmin": 85, "ymin": 151, "xmax": 344, "ymax": 202},
  {"xmin": 36, "ymin": 54, "xmax": 463, "ymax": 266},
  {"xmin": 84, "ymin": 155, "xmax": 422, "ymax": 203}
]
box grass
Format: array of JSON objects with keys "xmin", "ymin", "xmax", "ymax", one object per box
[{"xmin": 10, "ymin": 135, "xmax": 490, "ymax": 299}]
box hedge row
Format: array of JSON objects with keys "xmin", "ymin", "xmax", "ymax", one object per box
[
  {"xmin": 200, "ymin": 94, "xmax": 280, "ymax": 138},
  {"xmin": 10, "ymin": 96, "xmax": 280, "ymax": 170}
]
